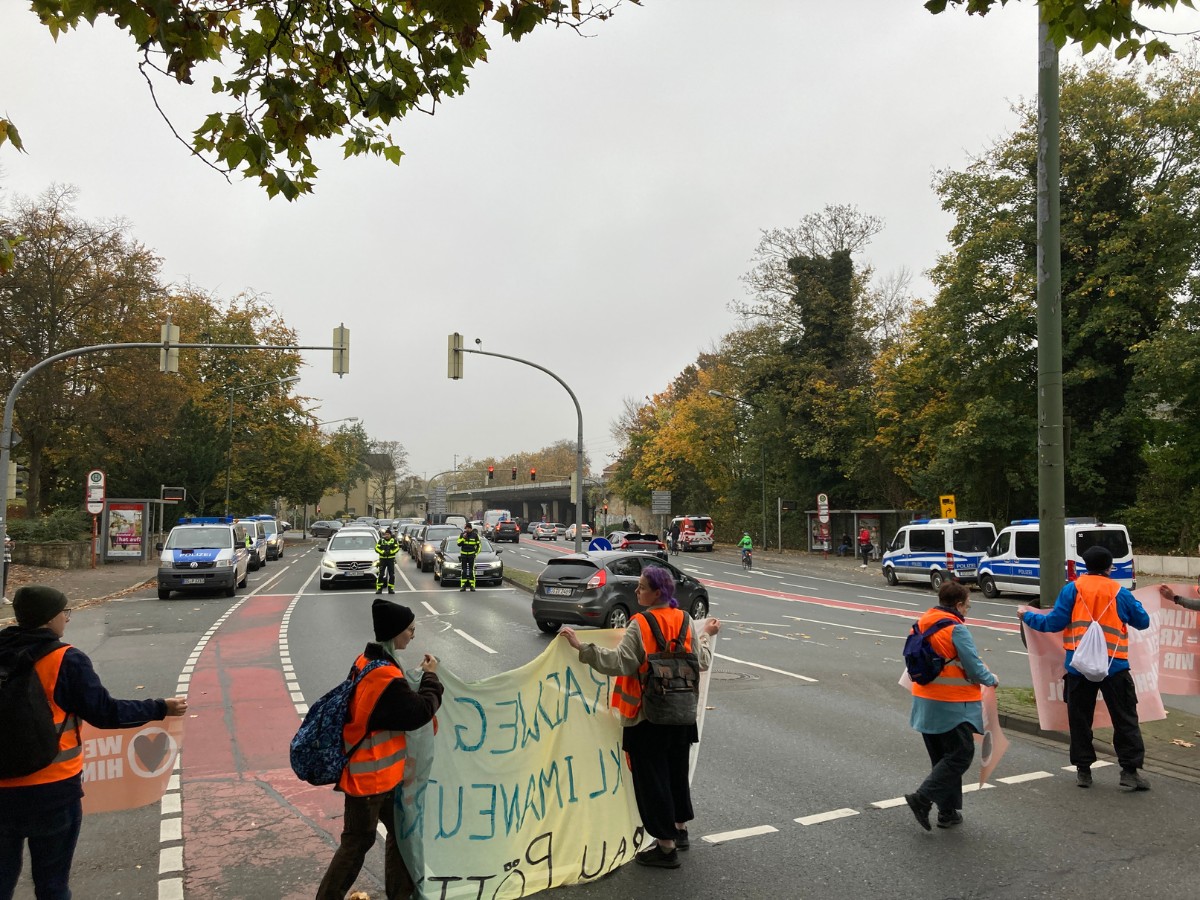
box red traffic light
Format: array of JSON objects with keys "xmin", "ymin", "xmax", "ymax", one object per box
[
  {"xmin": 511, "ymin": 467, "xmax": 517, "ymax": 481},
  {"xmin": 487, "ymin": 465, "xmax": 494, "ymax": 480},
  {"xmin": 530, "ymin": 468, "xmax": 537, "ymax": 482}
]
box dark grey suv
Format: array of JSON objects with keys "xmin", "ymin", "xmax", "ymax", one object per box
[{"xmin": 531, "ymin": 551, "xmax": 709, "ymax": 634}]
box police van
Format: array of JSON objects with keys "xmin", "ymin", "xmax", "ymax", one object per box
[
  {"xmin": 881, "ymin": 518, "xmax": 997, "ymax": 589},
  {"xmin": 976, "ymin": 518, "xmax": 1135, "ymax": 599},
  {"xmin": 156, "ymin": 516, "xmax": 250, "ymax": 600}
]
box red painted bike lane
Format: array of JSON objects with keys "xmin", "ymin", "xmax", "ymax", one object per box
[{"xmin": 182, "ymin": 595, "xmax": 350, "ymax": 899}]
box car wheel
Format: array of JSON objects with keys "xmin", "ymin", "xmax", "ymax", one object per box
[
  {"xmin": 238, "ymin": 570, "xmax": 248, "ymax": 588},
  {"xmin": 537, "ymin": 620, "xmax": 561, "ymax": 634},
  {"xmin": 157, "ymin": 587, "xmax": 171, "ymax": 600},
  {"xmin": 690, "ymin": 595, "xmax": 709, "ymax": 619},
  {"xmin": 980, "ymin": 574, "xmax": 1000, "ymax": 599},
  {"xmin": 884, "ymin": 566, "xmax": 898, "ymax": 586},
  {"xmin": 605, "ymin": 605, "xmax": 630, "ymax": 629},
  {"xmin": 930, "ymin": 569, "xmax": 947, "ymax": 591},
  {"xmin": 224, "ymin": 584, "xmax": 236, "ymax": 598},
  {"xmin": 319, "ymin": 580, "xmax": 329, "ymax": 590}
]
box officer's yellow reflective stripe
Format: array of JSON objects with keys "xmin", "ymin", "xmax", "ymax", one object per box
[{"xmin": 345, "ymin": 730, "xmax": 409, "ymax": 754}]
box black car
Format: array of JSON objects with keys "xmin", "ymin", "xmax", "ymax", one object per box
[
  {"xmin": 309, "ymin": 520, "xmax": 343, "ymax": 539},
  {"xmin": 433, "ymin": 537, "xmax": 504, "ymax": 587},
  {"xmin": 610, "ymin": 532, "xmax": 668, "ymax": 560},
  {"xmin": 493, "ymin": 521, "xmax": 521, "ymax": 543},
  {"xmin": 531, "ymin": 551, "xmax": 709, "ymax": 634}
]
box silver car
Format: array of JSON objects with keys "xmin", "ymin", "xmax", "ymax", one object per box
[{"xmin": 319, "ymin": 531, "xmax": 379, "ymax": 590}]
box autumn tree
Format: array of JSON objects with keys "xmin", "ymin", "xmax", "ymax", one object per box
[{"xmin": 2, "ymin": 1, "xmax": 626, "ymax": 199}]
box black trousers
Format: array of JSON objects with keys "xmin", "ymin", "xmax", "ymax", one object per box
[
  {"xmin": 1064, "ymin": 669, "xmax": 1145, "ymax": 770},
  {"xmin": 622, "ymin": 721, "xmax": 695, "ymax": 841},
  {"xmin": 460, "ymin": 554, "xmax": 476, "ymax": 588},
  {"xmin": 917, "ymin": 721, "xmax": 976, "ymax": 813},
  {"xmin": 377, "ymin": 557, "xmax": 397, "ymax": 591},
  {"xmin": 316, "ymin": 790, "xmax": 412, "ymax": 900}
]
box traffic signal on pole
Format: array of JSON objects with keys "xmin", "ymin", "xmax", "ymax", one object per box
[
  {"xmin": 332, "ymin": 324, "xmax": 350, "ymax": 377},
  {"xmin": 159, "ymin": 320, "xmax": 180, "ymax": 373},
  {"xmin": 511, "ymin": 467, "xmax": 517, "ymax": 481},
  {"xmin": 530, "ymin": 468, "xmax": 537, "ymax": 482},
  {"xmin": 447, "ymin": 332, "xmax": 463, "ymax": 380},
  {"xmin": 488, "ymin": 466, "xmax": 494, "ymax": 481},
  {"xmin": 8, "ymin": 462, "xmax": 27, "ymax": 501},
  {"xmin": 603, "ymin": 500, "xmax": 609, "ymax": 513}
]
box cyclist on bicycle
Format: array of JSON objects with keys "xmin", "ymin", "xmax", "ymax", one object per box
[
  {"xmin": 739, "ymin": 531, "xmax": 753, "ymax": 561},
  {"xmin": 668, "ymin": 521, "xmax": 681, "ymax": 555}
]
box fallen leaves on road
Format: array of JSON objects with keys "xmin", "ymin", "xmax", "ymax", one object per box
[{"xmin": 1170, "ymin": 739, "xmax": 1195, "ymax": 748}]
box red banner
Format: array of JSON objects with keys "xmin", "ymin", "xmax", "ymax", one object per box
[
  {"xmin": 80, "ymin": 718, "xmax": 184, "ymax": 814},
  {"xmin": 977, "ymin": 686, "xmax": 1009, "ymax": 785},
  {"xmin": 1152, "ymin": 583, "xmax": 1200, "ymax": 695}
]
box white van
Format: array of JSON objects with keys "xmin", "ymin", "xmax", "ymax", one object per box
[
  {"xmin": 881, "ymin": 518, "xmax": 997, "ymax": 589},
  {"xmin": 482, "ymin": 509, "xmax": 512, "ymax": 539},
  {"xmin": 977, "ymin": 518, "xmax": 1135, "ymax": 598},
  {"xmin": 156, "ymin": 517, "xmax": 250, "ymax": 600}
]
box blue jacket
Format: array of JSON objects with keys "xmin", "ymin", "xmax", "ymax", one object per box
[
  {"xmin": 1021, "ymin": 578, "xmax": 1150, "ymax": 677},
  {"xmin": 0, "ymin": 626, "xmax": 168, "ymax": 814}
]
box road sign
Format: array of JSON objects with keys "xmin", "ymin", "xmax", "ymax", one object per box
[
  {"xmin": 651, "ymin": 490, "xmax": 671, "ymax": 514},
  {"xmin": 86, "ymin": 469, "xmax": 106, "ymax": 515},
  {"xmin": 939, "ymin": 494, "xmax": 957, "ymax": 519},
  {"xmin": 817, "ymin": 493, "xmax": 830, "ymax": 524}
]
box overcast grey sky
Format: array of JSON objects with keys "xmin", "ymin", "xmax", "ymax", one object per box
[{"xmin": 4, "ymin": 1, "xmax": 1195, "ymax": 480}]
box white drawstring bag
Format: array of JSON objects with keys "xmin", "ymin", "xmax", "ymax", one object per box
[{"xmin": 1072, "ymin": 601, "xmax": 1114, "ymax": 682}]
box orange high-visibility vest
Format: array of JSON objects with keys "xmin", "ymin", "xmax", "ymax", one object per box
[
  {"xmin": 338, "ymin": 654, "xmax": 408, "ymax": 797},
  {"xmin": 0, "ymin": 645, "xmax": 82, "ymax": 788},
  {"xmin": 910, "ymin": 608, "xmax": 981, "ymax": 703},
  {"xmin": 1064, "ymin": 574, "xmax": 1128, "ymax": 660},
  {"xmin": 612, "ymin": 607, "xmax": 694, "ymax": 720}
]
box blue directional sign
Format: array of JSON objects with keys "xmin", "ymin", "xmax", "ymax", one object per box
[{"xmin": 589, "ymin": 537, "xmax": 612, "ymax": 552}]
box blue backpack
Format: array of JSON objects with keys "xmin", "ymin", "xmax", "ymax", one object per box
[
  {"xmin": 903, "ymin": 617, "xmax": 958, "ymax": 685},
  {"xmin": 290, "ymin": 659, "xmax": 390, "ymax": 786}
]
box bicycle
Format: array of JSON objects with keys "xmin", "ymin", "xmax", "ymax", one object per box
[
  {"xmin": 741, "ymin": 549, "xmax": 753, "ymax": 572},
  {"xmin": 669, "ymin": 535, "xmax": 679, "ymax": 557}
]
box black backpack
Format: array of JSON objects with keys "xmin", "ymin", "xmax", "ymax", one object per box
[
  {"xmin": 0, "ymin": 645, "xmax": 65, "ymax": 778},
  {"xmin": 903, "ymin": 618, "xmax": 958, "ymax": 685},
  {"xmin": 638, "ymin": 611, "xmax": 700, "ymax": 725}
]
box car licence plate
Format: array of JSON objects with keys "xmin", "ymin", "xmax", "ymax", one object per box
[
  {"xmin": 545, "ymin": 587, "xmax": 573, "ymax": 596},
  {"xmin": 957, "ymin": 568, "xmax": 976, "ymax": 577},
  {"xmin": 182, "ymin": 577, "xmax": 204, "ymax": 585}
]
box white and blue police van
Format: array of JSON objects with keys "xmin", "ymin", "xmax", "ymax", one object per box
[
  {"xmin": 236, "ymin": 517, "xmax": 268, "ymax": 570},
  {"xmin": 976, "ymin": 518, "xmax": 1135, "ymax": 599},
  {"xmin": 156, "ymin": 516, "xmax": 250, "ymax": 600},
  {"xmin": 881, "ymin": 518, "xmax": 998, "ymax": 590}
]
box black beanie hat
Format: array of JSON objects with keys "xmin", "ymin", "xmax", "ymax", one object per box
[
  {"xmin": 13, "ymin": 585, "xmax": 69, "ymax": 627},
  {"xmin": 1083, "ymin": 545, "xmax": 1114, "ymax": 574},
  {"xmin": 372, "ymin": 598, "xmax": 415, "ymax": 641}
]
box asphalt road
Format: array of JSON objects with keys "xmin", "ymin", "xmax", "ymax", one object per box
[{"xmin": 19, "ymin": 539, "xmax": 1199, "ymax": 900}]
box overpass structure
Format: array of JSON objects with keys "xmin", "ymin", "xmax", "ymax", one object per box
[{"xmin": 397, "ymin": 478, "xmax": 605, "ymax": 526}]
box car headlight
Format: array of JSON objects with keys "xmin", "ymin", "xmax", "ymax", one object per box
[
  {"xmin": 321, "ymin": 559, "xmax": 337, "ymax": 570},
  {"xmin": 446, "ymin": 562, "xmax": 461, "ymax": 572},
  {"xmin": 214, "ymin": 558, "xmax": 233, "ymax": 569}
]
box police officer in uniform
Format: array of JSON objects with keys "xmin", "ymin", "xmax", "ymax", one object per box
[
  {"xmin": 376, "ymin": 527, "xmax": 400, "ymax": 595},
  {"xmin": 456, "ymin": 522, "xmax": 481, "ymax": 592}
]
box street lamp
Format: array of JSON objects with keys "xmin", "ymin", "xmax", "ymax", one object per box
[
  {"xmin": 709, "ymin": 390, "xmax": 767, "ymax": 551},
  {"xmin": 316, "ymin": 416, "xmax": 359, "ymax": 427},
  {"xmin": 225, "ymin": 375, "xmax": 301, "ymax": 515}
]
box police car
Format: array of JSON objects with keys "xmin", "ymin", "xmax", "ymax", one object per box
[
  {"xmin": 156, "ymin": 516, "xmax": 250, "ymax": 600},
  {"xmin": 976, "ymin": 518, "xmax": 1135, "ymax": 599},
  {"xmin": 880, "ymin": 518, "xmax": 997, "ymax": 590}
]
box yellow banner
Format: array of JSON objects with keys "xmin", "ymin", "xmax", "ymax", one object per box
[{"xmin": 396, "ymin": 630, "xmax": 646, "ymax": 899}]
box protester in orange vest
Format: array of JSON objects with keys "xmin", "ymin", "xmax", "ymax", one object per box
[
  {"xmin": 1020, "ymin": 545, "xmax": 1151, "ymax": 790},
  {"xmin": 0, "ymin": 585, "xmax": 187, "ymax": 899},
  {"xmin": 559, "ymin": 566, "xmax": 720, "ymax": 869},
  {"xmin": 904, "ymin": 581, "xmax": 999, "ymax": 831},
  {"xmin": 317, "ymin": 598, "xmax": 442, "ymax": 900}
]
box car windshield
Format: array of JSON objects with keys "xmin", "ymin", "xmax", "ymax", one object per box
[
  {"xmin": 167, "ymin": 527, "xmax": 232, "ymax": 550},
  {"xmin": 328, "ymin": 534, "xmax": 375, "ymax": 551},
  {"xmin": 424, "ymin": 526, "xmax": 461, "ymax": 542},
  {"xmin": 258, "ymin": 521, "xmax": 277, "ymax": 535},
  {"xmin": 445, "ymin": 538, "xmax": 494, "ymax": 554}
]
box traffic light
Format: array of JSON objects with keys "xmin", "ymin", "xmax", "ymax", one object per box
[
  {"xmin": 447, "ymin": 332, "xmax": 463, "ymax": 380},
  {"xmin": 530, "ymin": 468, "xmax": 537, "ymax": 482},
  {"xmin": 511, "ymin": 467, "xmax": 517, "ymax": 481},
  {"xmin": 603, "ymin": 500, "xmax": 609, "ymax": 513},
  {"xmin": 487, "ymin": 466, "xmax": 494, "ymax": 481},
  {"xmin": 7, "ymin": 462, "xmax": 27, "ymax": 502},
  {"xmin": 159, "ymin": 320, "xmax": 179, "ymax": 373},
  {"xmin": 332, "ymin": 324, "xmax": 350, "ymax": 377}
]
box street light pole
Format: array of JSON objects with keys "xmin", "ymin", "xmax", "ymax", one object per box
[
  {"xmin": 225, "ymin": 375, "xmax": 301, "ymax": 516},
  {"xmin": 709, "ymin": 390, "xmax": 767, "ymax": 550}
]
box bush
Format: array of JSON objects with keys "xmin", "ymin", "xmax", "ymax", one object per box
[{"xmin": 7, "ymin": 509, "xmax": 90, "ymax": 543}]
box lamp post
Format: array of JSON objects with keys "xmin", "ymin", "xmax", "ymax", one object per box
[
  {"xmin": 225, "ymin": 375, "xmax": 301, "ymax": 516},
  {"xmin": 316, "ymin": 416, "xmax": 359, "ymax": 427},
  {"xmin": 709, "ymin": 390, "xmax": 767, "ymax": 551}
]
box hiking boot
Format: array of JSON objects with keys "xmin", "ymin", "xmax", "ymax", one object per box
[
  {"xmin": 936, "ymin": 810, "xmax": 963, "ymax": 828},
  {"xmin": 635, "ymin": 844, "xmax": 680, "ymax": 869},
  {"xmin": 459, "ymin": 586, "xmax": 467, "ymax": 592},
  {"xmin": 904, "ymin": 793, "xmax": 932, "ymax": 831},
  {"xmin": 375, "ymin": 589, "xmax": 382, "ymax": 595},
  {"xmin": 1076, "ymin": 767, "xmax": 1093, "ymax": 788},
  {"xmin": 675, "ymin": 828, "xmax": 690, "ymax": 850},
  {"xmin": 469, "ymin": 586, "xmax": 475, "ymax": 592},
  {"xmin": 1119, "ymin": 768, "xmax": 1150, "ymax": 791},
  {"xmin": 388, "ymin": 589, "xmax": 395, "ymax": 595}
]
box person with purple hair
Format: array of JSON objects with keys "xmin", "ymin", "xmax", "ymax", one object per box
[{"xmin": 560, "ymin": 564, "xmax": 721, "ymax": 869}]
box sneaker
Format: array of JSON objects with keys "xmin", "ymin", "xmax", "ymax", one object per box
[
  {"xmin": 675, "ymin": 828, "xmax": 690, "ymax": 850},
  {"xmin": 860, "ymin": 564, "xmax": 868, "ymax": 568},
  {"xmin": 936, "ymin": 810, "xmax": 963, "ymax": 828},
  {"xmin": 1119, "ymin": 768, "xmax": 1150, "ymax": 791},
  {"xmin": 635, "ymin": 844, "xmax": 680, "ymax": 869},
  {"xmin": 1076, "ymin": 767, "xmax": 1093, "ymax": 788},
  {"xmin": 904, "ymin": 792, "xmax": 932, "ymax": 831}
]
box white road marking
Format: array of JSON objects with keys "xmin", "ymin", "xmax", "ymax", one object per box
[
  {"xmin": 701, "ymin": 825, "xmax": 779, "ymax": 844},
  {"xmin": 858, "ymin": 632, "xmax": 903, "ymax": 639},
  {"xmin": 996, "ymin": 771, "xmax": 1054, "ymax": 784},
  {"xmin": 872, "ymin": 783, "xmax": 993, "ymax": 808},
  {"xmin": 861, "ymin": 596, "xmax": 920, "ymax": 607},
  {"xmin": 795, "ymin": 808, "xmax": 859, "ymax": 826},
  {"xmin": 422, "ymin": 601, "xmax": 441, "ymax": 616},
  {"xmin": 1061, "ymin": 760, "xmax": 1113, "ymax": 770},
  {"xmin": 158, "ymin": 878, "xmax": 184, "ymax": 900},
  {"xmin": 1006, "ymin": 650, "xmax": 1030, "ymax": 656},
  {"xmin": 454, "ymin": 628, "xmax": 497, "ymax": 654},
  {"xmin": 783, "ymin": 615, "xmax": 881, "ymax": 632},
  {"xmin": 713, "ymin": 653, "xmax": 818, "ymax": 682},
  {"xmin": 732, "ymin": 626, "xmax": 802, "ymax": 641}
]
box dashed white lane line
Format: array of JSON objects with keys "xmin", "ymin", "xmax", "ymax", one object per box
[
  {"xmin": 713, "ymin": 653, "xmax": 818, "ymax": 682},
  {"xmin": 858, "ymin": 632, "xmax": 904, "ymax": 639},
  {"xmin": 1062, "ymin": 760, "xmax": 1113, "ymax": 770},
  {"xmin": 784, "ymin": 614, "xmax": 880, "ymax": 632},
  {"xmin": 455, "ymin": 628, "xmax": 497, "ymax": 654},
  {"xmin": 1007, "ymin": 650, "xmax": 1030, "ymax": 656},
  {"xmin": 795, "ymin": 808, "xmax": 859, "ymax": 826},
  {"xmin": 702, "ymin": 825, "xmax": 779, "ymax": 844},
  {"xmin": 871, "ymin": 782, "xmax": 994, "ymax": 809},
  {"xmin": 996, "ymin": 771, "xmax": 1054, "ymax": 784}
]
